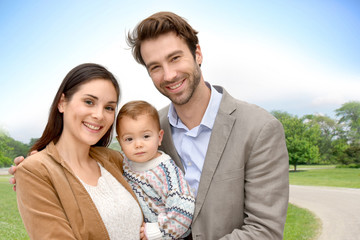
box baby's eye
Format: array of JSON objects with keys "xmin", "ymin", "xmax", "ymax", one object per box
[
  {"xmin": 144, "ymin": 135, "xmax": 150, "ymax": 139},
  {"xmin": 125, "ymin": 137, "xmax": 133, "ymax": 142}
]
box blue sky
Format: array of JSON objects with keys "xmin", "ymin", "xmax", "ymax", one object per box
[{"xmin": 1, "ymin": 0, "xmax": 359, "ymax": 143}]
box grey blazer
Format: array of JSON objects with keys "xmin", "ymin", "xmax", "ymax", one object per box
[{"xmin": 159, "ymin": 86, "xmax": 289, "ymax": 240}]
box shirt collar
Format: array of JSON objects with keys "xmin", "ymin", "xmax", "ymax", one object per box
[{"xmin": 168, "ymin": 82, "xmax": 223, "ymax": 130}]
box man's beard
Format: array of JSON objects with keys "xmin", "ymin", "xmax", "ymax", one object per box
[{"xmin": 158, "ymin": 63, "xmax": 201, "ymax": 106}]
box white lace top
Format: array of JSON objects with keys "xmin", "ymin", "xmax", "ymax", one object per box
[{"xmin": 79, "ymin": 163, "xmax": 142, "ymax": 240}]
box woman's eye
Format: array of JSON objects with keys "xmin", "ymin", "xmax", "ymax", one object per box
[
  {"xmin": 85, "ymin": 100, "xmax": 93, "ymax": 105},
  {"xmin": 105, "ymin": 106, "xmax": 115, "ymax": 111}
]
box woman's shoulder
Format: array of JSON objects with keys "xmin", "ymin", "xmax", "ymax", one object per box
[
  {"xmin": 16, "ymin": 149, "xmax": 57, "ymax": 178},
  {"xmin": 91, "ymin": 146, "xmax": 122, "ymax": 158},
  {"xmin": 91, "ymin": 146, "xmax": 124, "ymax": 168}
]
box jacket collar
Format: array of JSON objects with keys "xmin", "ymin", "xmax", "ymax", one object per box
[{"xmin": 160, "ymin": 86, "xmax": 237, "ymax": 221}]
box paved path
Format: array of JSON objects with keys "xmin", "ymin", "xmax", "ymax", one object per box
[
  {"xmin": 0, "ymin": 167, "xmax": 10, "ymax": 175},
  {"xmin": 289, "ymin": 185, "xmax": 360, "ymax": 240},
  {"xmin": 2, "ymin": 168, "xmax": 359, "ymax": 239}
]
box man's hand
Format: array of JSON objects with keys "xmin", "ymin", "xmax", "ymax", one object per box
[{"xmin": 8, "ymin": 150, "xmax": 38, "ymax": 191}]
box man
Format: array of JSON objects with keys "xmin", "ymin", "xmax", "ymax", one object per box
[
  {"xmin": 10, "ymin": 11, "xmax": 289, "ymax": 240},
  {"xmin": 126, "ymin": 12, "xmax": 289, "ymax": 240}
]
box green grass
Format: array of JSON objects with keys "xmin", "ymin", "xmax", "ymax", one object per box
[
  {"xmin": 290, "ymin": 168, "xmax": 360, "ymax": 188},
  {"xmin": 289, "ymin": 164, "xmax": 336, "ymax": 170},
  {"xmin": 0, "ymin": 175, "xmax": 29, "ymax": 240},
  {"xmin": 1, "ymin": 173, "xmax": 319, "ymax": 240},
  {"xmin": 286, "ymin": 167, "xmax": 360, "ymax": 239},
  {"xmin": 0, "ymin": 175, "xmax": 320, "ymax": 240},
  {"xmin": 2, "ymin": 167, "xmax": 358, "ymax": 240},
  {"xmin": 284, "ymin": 204, "xmax": 321, "ymax": 240}
]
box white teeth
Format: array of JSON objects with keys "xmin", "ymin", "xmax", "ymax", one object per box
[
  {"xmin": 169, "ymin": 82, "xmax": 182, "ymax": 90},
  {"xmin": 83, "ymin": 122, "xmax": 100, "ymax": 130}
]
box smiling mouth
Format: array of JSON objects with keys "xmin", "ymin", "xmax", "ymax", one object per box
[
  {"xmin": 167, "ymin": 80, "xmax": 184, "ymax": 90},
  {"xmin": 83, "ymin": 122, "xmax": 102, "ymax": 131}
]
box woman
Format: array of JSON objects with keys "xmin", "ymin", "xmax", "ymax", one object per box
[{"xmin": 15, "ymin": 63, "xmax": 145, "ymax": 239}]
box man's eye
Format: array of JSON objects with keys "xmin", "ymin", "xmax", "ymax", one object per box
[
  {"xmin": 172, "ymin": 56, "xmax": 180, "ymax": 61},
  {"xmin": 150, "ymin": 66, "xmax": 159, "ymax": 72}
]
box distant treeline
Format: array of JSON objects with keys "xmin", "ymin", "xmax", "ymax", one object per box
[
  {"xmin": 1, "ymin": 101, "xmax": 359, "ymax": 169},
  {"xmin": 0, "ymin": 134, "xmax": 36, "ymax": 167},
  {"xmin": 272, "ymin": 101, "xmax": 360, "ymax": 171}
]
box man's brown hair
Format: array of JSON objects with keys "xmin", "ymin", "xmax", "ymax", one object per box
[{"xmin": 127, "ymin": 11, "xmax": 199, "ymax": 66}]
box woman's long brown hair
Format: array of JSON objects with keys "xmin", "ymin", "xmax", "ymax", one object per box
[{"xmin": 30, "ymin": 63, "xmax": 120, "ymax": 153}]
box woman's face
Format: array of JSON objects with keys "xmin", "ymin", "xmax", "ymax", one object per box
[{"xmin": 58, "ymin": 79, "xmax": 118, "ymax": 147}]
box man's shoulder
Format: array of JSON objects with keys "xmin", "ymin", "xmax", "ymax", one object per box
[
  {"xmin": 158, "ymin": 105, "xmax": 170, "ymax": 118},
  {"xmin": 218, "ymin": 86, "xmax": 276, "ymax": 122}
]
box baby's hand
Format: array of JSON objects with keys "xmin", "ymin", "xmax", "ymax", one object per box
[{"xmin": 140, "ymin": 222, "xmax": 148, "ymax": 240}]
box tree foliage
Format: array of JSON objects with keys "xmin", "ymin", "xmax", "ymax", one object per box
[
  {"xmin": 0, "ymin": 140, "xmax": 13, "ymax": 167},
  {"xmin": 335, "ymin": 101, "xmax": 360, "ymax": 144},
  {"xmin": 272, "ymin": 111, "xmax": 321, "ymax": 171},
  {"xmin": 1, "ymin": 102, "xmax": 359, "ymax": 169},
  {"xmin": 0, "ymin": 133, "xmax": 30, "ymax": 167},
  {"xmin": 272, "ymin": 101, "xmax": 360, "ymax": 170},
  {"xmin": 303, "ymin": 114, "xmax": 338, "ymax": 163}
]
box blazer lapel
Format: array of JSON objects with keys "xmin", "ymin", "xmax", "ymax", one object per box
[
  {"xmin": 158, "ymin": 88, "xmax": 237, "ymax": 223},
  {"xmin": 193, "ymin": 88, "xmax": 236, "ymax": 222}
]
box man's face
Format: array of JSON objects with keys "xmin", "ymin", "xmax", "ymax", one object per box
[{"xmin": 140, "ymin": 32, "xmax": 203, "ymax": 106}]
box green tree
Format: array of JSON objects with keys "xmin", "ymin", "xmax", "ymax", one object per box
[
  {"xmin": 335, "ymin": 101, "xmax": 360, "ymax": 144},
  {"xmin": 303, "ymin": 114, "xmax": 338, "ymax": 163},
  {"xmin": 345, "ymin": 143, "xmax": 360, "ymax": 164},
  {"xmin": 0, "ymin": 136, "xmax": 13, "ymax": 167},
  {"xmin": 28, "ymin": 138, "xmax": 39, "ymax": 149},
  {"xmin": 331, "ymin": 138, "xmax": 350, "ymax": 165},
  {"xmin": 6, "ymin": 137, "xmax": 29, "ymax": 159},
  {"xmin": 272, "ymin": 111, "xmax": 321, "ymax": 171},
  {"xmin": 0, "ymin": 132, "xmax": 30, "ymax": 167}
]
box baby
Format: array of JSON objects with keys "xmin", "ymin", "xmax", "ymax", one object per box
[{"xmin": 116, "ymin": 100, "xmax": 195, "ymax": 240}]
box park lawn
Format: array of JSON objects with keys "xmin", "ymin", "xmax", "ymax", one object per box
[
  {"xmin": 0, "ymin": 175, "xmax": 28, "ymax": 240},
  {"xmin": 0, "ymin": 175, "xmax": 318, "ymax": 240},
  {"xmin": 284, "ymin": 204, "xmax": 321, "ymax": 240},
  {"xmin": 5, "ymin": 167, "xmax": 358, "ymax": 239},
  {"xmin": 290, "ymin": 168, "xmax": 360, "ymax": 188},
  {"xmin": 289, "ymin": 164, "xmax": 336, "ymax": 170}
]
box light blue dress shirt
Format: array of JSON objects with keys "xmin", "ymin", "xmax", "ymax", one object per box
[{"xmin": 168, "ymin": 83, "xmax": 222, "ymax": 196}]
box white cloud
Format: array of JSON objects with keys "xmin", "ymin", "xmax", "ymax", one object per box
[
  {"xmin": 200, "ymin": 32, "xmax": 360, "ymax": 113},
  {"xmin": 2, "ymin": 13, "xmax": 359, "ymax": 143}
]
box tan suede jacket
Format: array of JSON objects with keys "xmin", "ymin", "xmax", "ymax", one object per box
[{"xmin": 16, "ymin": 142, "xmax": 142, "ymax": 240}]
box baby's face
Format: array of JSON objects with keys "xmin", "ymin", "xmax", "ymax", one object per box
[{"xmin": 117, "ymin": 114, "xmax": 163, "ymax": 163}]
